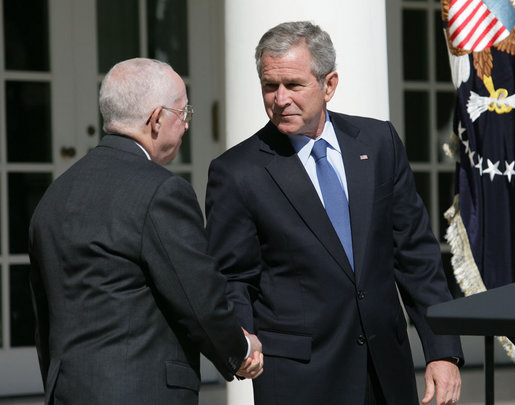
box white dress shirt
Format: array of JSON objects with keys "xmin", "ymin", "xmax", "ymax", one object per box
[{"xmin": 287, "ymin": 113, "xmax": 350, "ymax": 204}]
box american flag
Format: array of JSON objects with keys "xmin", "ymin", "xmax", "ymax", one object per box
[
  {"xmin": 442, "ymin": 0, "xmax": 515, "ymax": 360},
  {"xmin": 448, "ymin": 0, "xmax": 511, "ymax": 51}
]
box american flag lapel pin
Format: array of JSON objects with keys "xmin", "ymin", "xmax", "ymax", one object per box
[{"xmin": 360, "ymin": 154, "xmax": 369, "ymax": 160}]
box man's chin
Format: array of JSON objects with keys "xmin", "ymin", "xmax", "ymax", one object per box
[{"xmin": 273, "ymin": 121, "xmax": 300, "ymax": 136}]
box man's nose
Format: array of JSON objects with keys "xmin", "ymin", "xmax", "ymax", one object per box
[{"xmin": 275, "ymin": 85, "xmax": 290, "ymax": 107}]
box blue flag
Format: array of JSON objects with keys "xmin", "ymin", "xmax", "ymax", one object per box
[{"xmin": 441, "ymin": 0, "xmax": 515, "ymax": 360}]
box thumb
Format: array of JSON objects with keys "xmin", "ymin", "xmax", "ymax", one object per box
[{"xmin": 421, "ymin": 377, "xmax": 435, "ymax": 404}]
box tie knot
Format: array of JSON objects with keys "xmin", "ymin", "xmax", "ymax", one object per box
[{"xmin": 311, "ymin": 139, "xmax": 328, "ymax": 161}]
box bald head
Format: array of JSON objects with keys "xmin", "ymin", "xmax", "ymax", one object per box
[{"xmin": 99, "ymin": 58, "xmax": 184, "ymax": 135}]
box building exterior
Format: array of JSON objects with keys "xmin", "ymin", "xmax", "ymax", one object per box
[{"xmin": 0, "ymin": 0, "xmax": 500, "ymax": 400}]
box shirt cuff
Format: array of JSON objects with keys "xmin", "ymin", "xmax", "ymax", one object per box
[{"xmin": 244, "ymin": 336, "xmax": 251, "ymax": 359}]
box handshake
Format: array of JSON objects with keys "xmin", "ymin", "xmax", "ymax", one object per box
[{"xmin": 236, "ymin": 328, "xmax": 264, "ymax": 379}]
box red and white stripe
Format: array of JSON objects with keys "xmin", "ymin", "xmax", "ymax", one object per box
[{"xmin": 448, "ymin": 0, "xmax": 509, "ymax": 51}]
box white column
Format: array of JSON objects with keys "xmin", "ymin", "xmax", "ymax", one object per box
[
  {"xmin": 222, "ymin": 1, "xmax": 389, "ymax": 403},
  {"xmin": 224, "ymin": 0, "xmax": 389, "ymax": 148}
]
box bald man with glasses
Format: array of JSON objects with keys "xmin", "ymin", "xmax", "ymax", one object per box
[{"xmin": 29, "ymin": 58, "xmax": 263, "ymax": 405}]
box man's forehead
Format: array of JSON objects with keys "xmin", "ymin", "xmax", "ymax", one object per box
[{"xmin": 261, "ymin": 61, "xmax": 315, "ymax": 83}]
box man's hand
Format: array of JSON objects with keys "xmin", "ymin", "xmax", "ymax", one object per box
[
  {"xmin": 236, "ymin": 328, "xmax": 264, "ymax": 379},
  {"xmin": 422, "ymin": 360, "xmax": 461, "ymax": 405}
]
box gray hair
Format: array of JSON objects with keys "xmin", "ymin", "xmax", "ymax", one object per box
[
  {"xmin": 99, "ymin": 58, "xmax": 178, "ymax": 132},
  {"xmin": 255, "ymin": 21, "xmax": 336, "ymax": 84}
]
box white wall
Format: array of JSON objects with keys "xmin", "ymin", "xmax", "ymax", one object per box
[
  {"xmin": 222, "ymin": 2, "xmax": 389, "ymax": 403},
  {"xmin": 224, "ymin": 0, "xmax": 390, "ymax": 148}
]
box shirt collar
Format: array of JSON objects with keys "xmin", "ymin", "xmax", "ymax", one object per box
[
  {"xmin": 134, "ymin": 141, "xmax": 151, "ymax": 160},
  {"xmin": 287, "ymin": 111, "xmax": 341, "ymax": 165}
]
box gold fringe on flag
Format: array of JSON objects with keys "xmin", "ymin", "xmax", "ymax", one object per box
[{"xmin": 444, "ymin": 195, "xmax": 515, "ymax": 361}]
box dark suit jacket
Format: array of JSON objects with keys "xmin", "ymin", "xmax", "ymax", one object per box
[
  {"xmin": 206, "ymin": 112, "xmax": 463, "ymax": 405},
  {"xmin": 29, "ymin": 135, "xmax": 248, "ymax": 405}
]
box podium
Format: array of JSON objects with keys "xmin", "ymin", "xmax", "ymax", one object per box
[{"xmin": 426, "ymin": 283, "xmax": 515, "ymax": 405}]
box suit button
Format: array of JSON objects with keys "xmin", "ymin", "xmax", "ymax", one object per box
[
  {"xmin": 357, "ymin": 335, "xmax": 366, "ymax": 345},
  {"xmin": 357, "ymin": 290, "xmax": 365, "ymax": 300}
]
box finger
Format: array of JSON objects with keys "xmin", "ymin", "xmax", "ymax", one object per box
[
  {"xmin": 451, "ymin": 379, "xmax": 461, "ymax": 404},
  {"xmin": 246, "ymin": 358, "xmax": 263, "ymax": 373},
  {"xmin": 421, "ymin": 377, "xmax": 435, "ymax": 405},
  {"xmin": 437, "ymin": 381, "xmax": 458, "ymax": 405},
  {"xmin": 247, "ymin": 364, "xmax": 264, "ymax": 378},
  {"xmin": 444, "ymin": 373, "xmax": 461, "ymax": 405},
  {"xmin": 239, "ymin": 357, "xmax": 252, "ymax": 369},
  {"xmin": 252, "ymin": 367, "xmax": 264, "ymax": 378},
  {"xmin": 237, "ymin": 351, "xmax": 264, "ymax": 379},
  {"xmin": 253, "ymin": 352, "xmax": 264, "ymax": 370},
  {"xmin": 236, "ymin": 358, "xmax": 254, "ymax": 377},
  {"xmin": 241, "ymin": 357, "xmax": 259, "ymax": 371},
  {"xmin": 236, "ymin": 362, "xmax": 264, "ymax": 379}
]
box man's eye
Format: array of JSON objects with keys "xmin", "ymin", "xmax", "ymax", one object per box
[{"xmin": 263, "ymin": 83, "xmax": 278, "ymax": 91}]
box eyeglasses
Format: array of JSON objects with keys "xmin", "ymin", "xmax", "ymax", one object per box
[
  {"xmin": 145, "ymin": 104, "xmax": 194, "ymax": 125},
  {"xmin": 162, "ymin": 104, "xmax": 194, "ymax": 123}
]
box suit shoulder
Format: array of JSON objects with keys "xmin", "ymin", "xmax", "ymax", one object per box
[
  {"xmin": 331, "ymin": 111, "xmax": 393, "ymax": 132},
  {"xmin": 330, "ymin": 111, "xmax": 399, "ymax": 145}
]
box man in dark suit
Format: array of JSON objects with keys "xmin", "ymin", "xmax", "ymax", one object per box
[
  {"xmin": 206, "ymin": 22, "xmax": 463, "ymax": 405},
  {"xmin": 29, "ymin": 58, "xmax": 263, "ymax": 405}
]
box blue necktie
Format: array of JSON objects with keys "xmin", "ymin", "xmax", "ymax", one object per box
[{"xmin": 311, "ymin": 139, "xmax": 354, "ymax": 269}]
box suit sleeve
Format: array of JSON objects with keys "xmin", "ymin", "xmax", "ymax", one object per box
[
  {"xmin": 388, "ymin": 122, "xmax": 464, "ymax": 365},
  {"xmin": 140, "ymin": 175, "xmax": 248, "ymax": 380},
  {"xmin": 205, "ymin": 158, "xmax": 262, "ymax": 333}
]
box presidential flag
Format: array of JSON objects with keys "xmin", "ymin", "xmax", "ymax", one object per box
[{"xmin": 441, "ymin": 0, "xmax": 515, "ymax": 360}]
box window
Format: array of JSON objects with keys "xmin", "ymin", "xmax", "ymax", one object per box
[{"xmin": 388, "ymin": 0, "xmax": 461, "ymax": 297}]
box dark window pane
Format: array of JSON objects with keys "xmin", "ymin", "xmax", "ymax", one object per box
[
  {"xmin": 175, "ymin": 125, "xmax": 191, "ymax": 164},
  {"xmin": 9, "ymin": 173, "xmax": 52, "ymax": 254},
  {"xmin": 175, "ymin": 85, "xmax": 191, "ymax": 164},
  {"xmin": 3, "ymin": 0, "xmax": 49, "ymax": 71},
  {"xmin": 403, "ymin": 9, "xmax": 428, "ymax": 80},
  {"xmin": 435, "ymin": 11, "xmax": 451, "ymax": 82},
  {"xmin": 439, "ymin": 172, "xmax": 455, "ymax": 243},
  {"xmin": 10, "ymin": 265, "xmax": 35, "ymax": 347},
  {"xmin": 97, "ymin": 0, "xmax": 140, "ymax": 74},
  {"xmin": 437, "ymin": 92, "xmax": 456, "ymax": 163},
  {"xmin": 98, "ymin": 82, "xmax": 108, "ymax": 138},
  {"xmin": 163, "ymin": 86, "xmax": 191, "ymax": 166},
  {"xmin": 6, "ymin": 82, "xmax": 52, "ymax": 162},
  {"xmin": 0, "ymin": 177, "xmax": 2, "ymax": 251},
  {"xmin": 147, "ymin": 0, "xmax": 189, "ymax": 76},
  {"xmin": 404, "ymin": 91, "xmax": 430, "ymax": 162},
  {"xmin": 414, "ymin": 172, "xmax": 430, "ymax": 213},
  {"xmin": 0, "ymin": 270, "xmax": 2, "ymax": 347}
]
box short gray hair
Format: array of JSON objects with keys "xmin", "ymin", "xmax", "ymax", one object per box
[
  {"xmin": 255, "ymin": 21, "xmax": 336, "ymax": 84},
  {"xmin": 99, "ymin": 58, "xmax": 177, "ymax": 132}
]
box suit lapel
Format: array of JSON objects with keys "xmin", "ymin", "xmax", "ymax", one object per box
[
  {"xmin": 259, "ymin": 123, "xmax": 355, "ymax": 283},
  {"xmin": 331, "ymin": 113, "xmax": 374, "ymax": 284}
]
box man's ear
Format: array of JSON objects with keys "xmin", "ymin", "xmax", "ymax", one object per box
[
  {"xmin": 324, "ymin": 71, "xmax": 338, "ymax": 103},
  {"xmin": 149, "ymin": 107, "xmax": 162, "ymax": 138}
]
